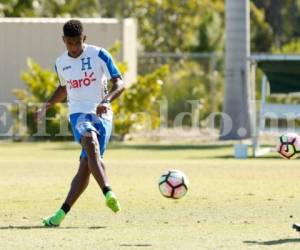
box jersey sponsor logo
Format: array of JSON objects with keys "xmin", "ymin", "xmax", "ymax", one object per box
[
  {"xmin": 68, "ymin": 72, "xmax": 96, "ymax": 89},
  {"xmin": 81, "ymin": 57, "xmax": 92, "ymax": 71},
  {"xmin": 63, "ymin": 65, "xmax": 72, "ymax": 71}
]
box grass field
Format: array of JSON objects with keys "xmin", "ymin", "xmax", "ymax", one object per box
[{"xmin": 1, "ymin": 141, "xmax": 300, "ymax": 249}]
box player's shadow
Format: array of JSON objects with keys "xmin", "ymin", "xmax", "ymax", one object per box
[
  {"xmin": 0, "ymin": 225, "xmax": 106, "ymax": 230},
  {"xmin": 119, "ymin": 244, "xmax": 152, "ymax": 247},
  {"xmin": 244, "ymin": 238, "xmax": 300, "ymax": 245},
  {"xmin": 108, "ymin": 144, "xmax": 231, "ymax": 151}
]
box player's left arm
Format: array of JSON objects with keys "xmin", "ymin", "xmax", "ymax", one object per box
[
  {"xmin": 96, "ymin": 48, "xmax": 126, "ymax": 116},
  {"xmin": 106, "ymin": 77, "xmax": 125, "ymax": 103},
  {"xmin": 96, "ymin": 77, "xmax": 125, "ymax": 116}
]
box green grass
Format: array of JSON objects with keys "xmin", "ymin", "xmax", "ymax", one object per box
[{"xmin": 1, "ymin": 141, "xmax": 300, "ymax": 249}]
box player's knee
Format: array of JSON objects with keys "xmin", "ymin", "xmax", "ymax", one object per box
[
  {"xmin": 85, "ymin": 140, "xmax": 98, "ymax": 154},
  {"xmin": 81, "ymin": 132, "xmax": 99, "ymax": 154}
]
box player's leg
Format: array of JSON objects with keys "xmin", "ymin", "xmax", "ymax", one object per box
[
  {"xmin": 81, "ymin": 131, "xmax": 109, "ymax": 188},
  {"xmin": 42, "ymin": 157, "xmax": 90, "ymax": 227},
  {"xmin": 70, "ymin": 113, "xmax": 120, "ymax": 213},
  {"xmin": 96, "ymin": 117, "xmax": 121, "ymax": 213},
  {"xmin": 81, "ymin": 131, "xmax": 119, "ymax": 209},
  {"xmin": 64, "ymin": 157, "xmax": 90, "ymax": 208},
  {"xmin": 81, "ymin": 128, "xmax": 120, "ymax": 213},
  {"xmin": 94, "ymin": 117, "xmax": 121, "ymax": 212}
]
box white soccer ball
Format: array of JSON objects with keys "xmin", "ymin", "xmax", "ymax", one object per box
[
  {"xmin": 277, "ymin": 133, "xmax": 300, "ymax": 159},
  {"xmin": 158, "ymin": 170, "xmax": 189, "ymax": 199}
]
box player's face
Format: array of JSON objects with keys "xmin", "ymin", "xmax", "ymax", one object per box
[{"xmin": 63, "ymin": 35, "xmax": 86, "ymax": 58}]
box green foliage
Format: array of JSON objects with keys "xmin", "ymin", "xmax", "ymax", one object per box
[
  {"xmin": 252, "ymin": 0, "xmax": 300, "ymax": 49},
  {"xmin": 0, "ymin": 0, "xmax": 100, "ymax": 17},
  {"xmin": 2, "ymin": 0, "xmax": 300, "ymax": 55},
  {"xmin": 272, "ymin": 38, "xmax": 300, "ymax": 54},
  {"xmin": 112, "ymin": 65, "xmax": 169, "ymax": 138},
  {"xmin": 136, "ymin": 0, "xmax": 201, "ymax": 52},
  {"xmin": 194, "ymin": 11, "xmax": 223, "ymax": 53},
  {"xmin": 20, "ymin": 59, "xmax": 58, "ymax": 101},
  {"xmin": 162, "ymin": 61, "xmax": 223, "ymax": 126},
  {"xmin": 0, "ymin": 0, "xmax": 224, "ymax": 53},
  {"xmin": 250, "ymin": 2, "xmax": 273, "ymax": 52},
  {"xmin": 0, "ymin": 0, "xmax": 38, "ymax": 17},
  {"xmin": 12, "ymin": 58, "xmax": 67, "ymax": 138},
  {"xmin": 42, "ymin": 0, "xmax": 100, "ymax": 17},
  {"xmin": 99, "ymin": 0, "xmax": 214, "ymax": 52}
]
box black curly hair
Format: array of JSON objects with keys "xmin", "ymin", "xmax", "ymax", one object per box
[{"xmin": 63, "ymin": 19, "xmax": 83, "ymax": 37}]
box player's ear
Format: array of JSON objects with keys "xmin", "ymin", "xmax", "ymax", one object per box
[
  {"xmin": 83, "ymin": 35, "xmax": 87, "ymax": 42},
  {"xmin": 62, "ymin": 36, "xmax": 66, "ymax": 43}
]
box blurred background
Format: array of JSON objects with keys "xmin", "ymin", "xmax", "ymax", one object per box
[{"xmin": 1, "ymin": 0, "xmax": 300, "ymax": 146}]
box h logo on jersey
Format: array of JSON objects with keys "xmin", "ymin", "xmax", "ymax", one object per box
[{"xmin": 81, "ymin": 57, "xmax": 92, "ymax": 71}]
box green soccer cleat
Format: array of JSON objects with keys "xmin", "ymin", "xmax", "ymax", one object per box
[
  {"xmin": 42, "ymin": 209, "xmax": 66, "ymax": 227},
  {"xmin": 105, "ymin": 191, "xmax": 121, "ymax": 213}
]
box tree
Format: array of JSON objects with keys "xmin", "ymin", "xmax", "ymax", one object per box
[
  {"xmin": 99, "ymin": 0, "xmax": 218, "ymax": 52},
  {"xmin": 252, "ymin": 0, "xmax": 300, "ymax": 48},
  {"xmin": 0, "ymin": 0, "xmax": 41, "ymax": 17},
  {"xmin": 0, "ymin": 0, "xmax": 100, "ymax": 17},
  {"xmin": 41, "ymin": 0, "xmax": 100, "ymax": 17},
  {"xmin": 250, "ymin": 2, "xmax": 273, "ymax": 52},
  {"xmin": 193, "ymin": 10, "xmax": 224, "ymax": 53},
  {"xmin": 0, "ymin": 0, "xmax": 225, "ymax": 54}
]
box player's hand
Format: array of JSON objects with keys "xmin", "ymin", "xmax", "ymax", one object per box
[{"xmin": 96, "ymin": 102, "xmax": 109, "ymax": 117}]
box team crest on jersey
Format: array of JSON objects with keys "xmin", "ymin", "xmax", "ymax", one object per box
[
  {"xmin": 68, "ymin": 72, "xmax": 96, "ymax": 89},
  {"xmin": 81, "ymin": 57, "xmax": 92, "ymax": 71}
]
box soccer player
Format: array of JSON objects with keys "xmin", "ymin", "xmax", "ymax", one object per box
[{"xmin": 37, "ymin": 19, "xmax": 124, "ymax": 227}]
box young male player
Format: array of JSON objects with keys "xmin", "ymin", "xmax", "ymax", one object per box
[{"xmin": 37, "ymin": 19, "xmax": 124, "ymax": 227}]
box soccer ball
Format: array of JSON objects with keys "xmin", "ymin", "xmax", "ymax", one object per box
[
  {"xmin": 277, "ymin": 133, "xmax": 300, "ymax": 159},
  {"xmin": 158, "ymin": 170, "xmax": 189, "ymax": 199}
]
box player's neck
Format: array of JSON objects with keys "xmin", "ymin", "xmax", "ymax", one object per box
[{"xmin": 68, "ymin": 44, "xmax": 86, "ymax": 58}]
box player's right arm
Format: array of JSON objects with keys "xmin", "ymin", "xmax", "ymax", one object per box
[
  {"xmin": 36, "ymin": 61, "xmax": 67, "ymax": 123},
  {"xmin": 36, "ymin": 85, "xmax": 67, "ymax": 123}
]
